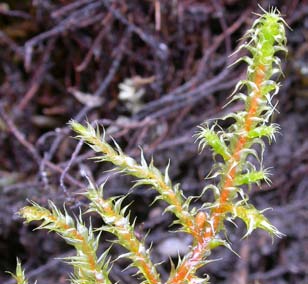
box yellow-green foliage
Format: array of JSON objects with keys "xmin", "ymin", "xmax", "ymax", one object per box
[
  {"xmin": 13, "ymin": 7, "xmax": 287, "ymax": 284},
  {"xmin": 20, "ymin": 201, "xmax": 111, "ymax": 284},
  {"xmin": 7, "ymin": 259, "xmax": 28, "ymax": 284}
]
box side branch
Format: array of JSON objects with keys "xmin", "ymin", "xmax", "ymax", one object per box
[{"xmin": 70, "ymin": 122, "xmax": 201, "ymax": 239}]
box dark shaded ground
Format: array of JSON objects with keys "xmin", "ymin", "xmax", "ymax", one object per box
[{"xmin": 0, "ymin": 0, "xmax": 307, "ymax": 283}]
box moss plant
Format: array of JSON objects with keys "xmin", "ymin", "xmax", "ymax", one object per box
[{"xmin": 11, "ymin": 7, "xmax": 288, "ymax": 284}]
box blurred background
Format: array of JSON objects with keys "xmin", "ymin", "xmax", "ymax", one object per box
[{"xmin": 0, "ymin": 0, "xmax": 307, "ymax": 283}]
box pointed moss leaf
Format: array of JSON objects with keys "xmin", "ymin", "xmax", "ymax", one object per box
[
  {"xmin": 208, "ymin": 238, "xmax": 239, "ymax": 257},
  {"xmin": 7, "ymin": 259, "xmax": 28, "ymax": 284},
  {"xmin": 247, "ymin": 124, "xmax": 279, "ymax": 141},
  {"xmin": 234, "ymin": 170, "xmax": 270, "ymax": 186},
  {"xmin": 228, "ymin": 204, "xmax": 284, "ymax": 238},
  {"xmin": 197, "ymin": 125, "xmax": 230, "ymax": 160}
]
